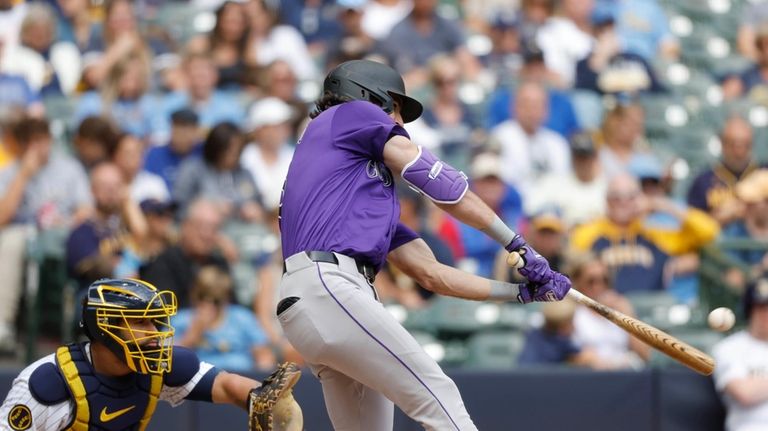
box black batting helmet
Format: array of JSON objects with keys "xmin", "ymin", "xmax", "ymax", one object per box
[
  {"xmin": 81, "ymin": 278, "xmax": 177, "ymax": 375},
  {"xmin": 322, "ymin": 60, "xmax": 423, "ymax": 123}
]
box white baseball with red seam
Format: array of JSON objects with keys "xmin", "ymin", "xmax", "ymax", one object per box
[{"xmin": 707, "ymin": 307, "xmax": 735, "ymax": 332}]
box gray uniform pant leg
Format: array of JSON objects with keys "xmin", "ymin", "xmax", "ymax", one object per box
[{"xmin": 278, "ymin": 253, "xmax": 477, "ymax": 431}]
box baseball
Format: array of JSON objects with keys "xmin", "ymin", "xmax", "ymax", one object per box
[{"xmin": 708, "ymin": 307, "xmax": 735, "ymax": 332}]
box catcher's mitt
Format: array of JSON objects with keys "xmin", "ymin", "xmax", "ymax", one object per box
[{"xmin": 249, "ymin": 362, "xmax": 303, "ymax": 431}]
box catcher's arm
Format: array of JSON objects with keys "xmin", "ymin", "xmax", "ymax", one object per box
[{"xmin": 211, "ymin": 371, "xmax": 258, "ymax": 408}]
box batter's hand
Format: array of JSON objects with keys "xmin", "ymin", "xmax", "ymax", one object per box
[
  {"xmin": 249, "ymin": 362, "xmax": 303, "ymax": 431},
  {"xmin": 506, "ymin": 235, "xmax": 553, "ymax": 284},
  {"xmin": 517, "ymin": 272, "xmax": 571, "ymax": 303}
]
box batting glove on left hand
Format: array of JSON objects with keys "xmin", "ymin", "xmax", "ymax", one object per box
[
  {"xmin": 517, "ymin": 272, "xmax": 572, "ymax": 304},
  {"xmin": 506, "ymin": 235, "xmax": 553, "ymax": 284}
]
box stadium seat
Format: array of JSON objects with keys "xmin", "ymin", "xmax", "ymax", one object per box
[
  {"xmin": 625, "ymin": 291, "xmax": 690, "ymax": 331},
  {"xmin": 464, "ymin": 331, "xmax": 525, "ymax": 370}
]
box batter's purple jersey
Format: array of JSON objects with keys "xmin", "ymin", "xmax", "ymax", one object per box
[{"xmin": 280, "ymin": 101, "xmax": 419, "ymax": 270}]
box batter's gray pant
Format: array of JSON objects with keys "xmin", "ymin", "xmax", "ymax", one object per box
[{"xmin": 278, "ymin": 252, "xmax": 477, "ymax": 431}]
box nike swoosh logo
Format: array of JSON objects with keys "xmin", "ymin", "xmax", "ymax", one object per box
[{"xmin": 100, "ymin": 405, "xmax": 136, "ymax": 422}]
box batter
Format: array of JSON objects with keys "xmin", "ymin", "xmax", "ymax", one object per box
[{"xmin": 277, "ymin": 60, "xmax": 571, "ymax": 430}]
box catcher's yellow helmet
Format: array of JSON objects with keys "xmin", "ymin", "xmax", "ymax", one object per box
[{"xmin": 81, "ymin": 278, "xmax": 177, "ymax": 375}]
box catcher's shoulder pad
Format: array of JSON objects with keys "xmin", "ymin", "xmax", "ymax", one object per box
[
  {"xmin": 29, "ymin": 362, "xmax": 70, "ymax": 405},
  {"xmin": 164, "ymin": 346, "xmax": 201, "ymax": 387}
]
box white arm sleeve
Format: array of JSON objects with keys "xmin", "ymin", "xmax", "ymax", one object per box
[
  {"xmin": 0, "ymin": 357, "xmax": 72, "ymax": 431},
  {"xmin": 159, "ymin": 362, "xmax": 216, "ymax": 407}
]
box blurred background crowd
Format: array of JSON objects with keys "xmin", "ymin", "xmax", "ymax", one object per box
[{"xmin": 1, "ymin": 0, "xmax": 768, "ymax": 408}]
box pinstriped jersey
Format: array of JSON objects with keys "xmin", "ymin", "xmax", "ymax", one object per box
[{"xmin": 0, "ymin": 344, "xmax": 216, "ymax": 431}]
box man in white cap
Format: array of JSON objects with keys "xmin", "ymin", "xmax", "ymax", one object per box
[{"xmin": 241, "ymin": 97, "xmax": 295, "ymax": 212}]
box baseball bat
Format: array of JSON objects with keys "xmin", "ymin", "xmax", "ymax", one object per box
[{"xmin": 507, "ymin": 252, "xmax": 715, "ymax": 376}]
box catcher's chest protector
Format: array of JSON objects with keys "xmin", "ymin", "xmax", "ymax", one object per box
[{"xmin": 55, "ymin": 344, "xmax": 162, "ymax": 431}]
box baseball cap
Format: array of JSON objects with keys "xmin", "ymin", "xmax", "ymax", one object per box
[
  {"xmin": 171, "ymin": 108, "xmax": 199, "ymax": 126},
  {"xmin": 541, "ymin": 298, "xmax": 576, "ymax": 326},
  {"xmin": 140, "ymin": 198, "xmax": 177, "ymax": 215},
  {"xmin": 470, "ymin": 153, "xmax": 503, "ymax": 180},
  {"xmin": 744, "ymin": 276, "xmax": 768, "ymax": 320},
  {"xmin": 492, "ymin": 12, "xmax": 519, "ymax": 31},
  {"xmin": 570, "ymin": 132, "xmax": 597, "ymax": 156},
  {"xmin": 530, "ymin": 209, "xmax": 565, "ymax": 233},
  {"xmin": 591, "ymin": 5, "xmax": 616, "ymax": 27},
  {"xmin": 246, "ymin": 97, "xmax": 293, "ymax": 131}
]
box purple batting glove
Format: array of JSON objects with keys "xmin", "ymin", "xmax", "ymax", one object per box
[
  {"xmin": 517, "ymin": 272, "xmax": 572, "ymax": 304},
  {"xmin": 506, "ymin": 235, "xmax": 553, "ymax": 284}
]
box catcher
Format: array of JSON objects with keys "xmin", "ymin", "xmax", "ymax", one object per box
[{"xmin": 0, "ymin": 278, "xmax": 302, "ymax": 431}]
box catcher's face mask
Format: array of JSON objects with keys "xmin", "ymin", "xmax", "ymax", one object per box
[{"xmin": 92, "ymin": 288, "xmax": 177, "ymax": 375}]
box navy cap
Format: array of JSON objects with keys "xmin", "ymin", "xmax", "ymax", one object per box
[
  {"xmin": 171, "ymin": 108, "xmax": 199, "ymax": 126},
  {"xmin": 492, "ymin": 12, "xmax": 519, "ymax": 30},
  {"xmin": 140, "ymin": 198, "xmax": 177, "ymax": 215}
]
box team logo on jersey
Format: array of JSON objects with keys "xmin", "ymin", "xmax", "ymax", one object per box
[
  {"xmin": 8, "ymin": 404, "xmax": 31, "ymax": 430},
  {"xmin": 366, "ymin": 160, "xmax": 393, "ymax": 187}
]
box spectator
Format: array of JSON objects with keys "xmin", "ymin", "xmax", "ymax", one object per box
[
  {"xmin": 241, "ymin": 97, "xmax": 294, "ymax": 212},
  {"xmin": 0, "ymin": 116, "xmax": 91, "ymax": 350},
  {"xmin": 361, "ymin": 0, "xmax": 412, "ymax": 40},
  {"xmin": 737, "ymin": 1, "xmax": 768, "ymax": 61},
  {"xmin": 325, "ymin": 0, "xmax": 376, "ymax": 69},
  {"xmin": 525, "ymin": 209, "xmax": 566, "ymax": 271},
  {"xmin": 490, "ymin": 80, "xmax": 571, "ymax": 200},
  {"xmin": 377, "ymin": 0, "xmax": 481, "ymax": 89},
  {"xmin": 526, "ymin": 131, "xmax": 608, "ymax": 228},
  {"xmin": 725, "ymin": 25, "xmax": 768, "ymax": 102},
  {"xmin": 282, "ymin": 0, "xmax": 342, "ymax": 56},
  {"xmin": 518, "ymin": 298, "xmax": 604, "ymax": 368},
  {"xmin": 421, "ymin": 55, "xmax": 482, "ymax": 171},
  {"xmin": 250, "ymin": 60, "xmax": 308, "ymax": 135},
  {"xmin": 574, "ymin": 8, "xmax": 665, "ymax": 95},
  {"xmin": 630, "ymin": 154, "xmax": 701, "ymax": 303},
  {"xmin": 2, "ymin": 3, "xmax": 81, "ymax": 97},
  {"xmin": 174, "ymin": 265, "xmax": 275, "ymax": 372},
  {"xmin": 245, "ymin": 0, "xmax": 318, "ymax": 81},
  {"xmin": 50, "ymin": 0, "xmax": 94, "ymax": 52},
  {"xmin": 138, "ymin": 198, "xmax": 177, "ymax": 261},
  {"xmin": 0, "ymin": 35, "xmax": 43, "ymax": 116},
  {"xmin": 536, "ymin": 0, "xmax": 595, "ymax": 87},
  {"xmin": 453, "ymin": 152, "xmax": 523, "ymax": 277},
  {"xmin": 598, "ymin": 101, "xmax": 653, "ymax": 179},
  {"xmin": 571, "ymin": 173, "xmax": 719, "ymax": 294},
  {"xmin": 72, "ymin": 116, "xmax": 119, "ymax": 172},
  {"xmin": 517, "ymin": 0, "xmax": 556, "ymax": 47},
  {"xmin": 252, "ymin": 210, "xmax": 305, "ymax": 364},
  {"xmin": 157, "ymin": 52, "xmax": 245, "ymax": 143},
  {"xmin": 0, "ymin": 107, "xmax": 24, "ymax": 170},
  {"xmin": 722, "ymin": 170, "xmax": 768, "ymax": 277},
  {"xmin": 687, "ymin": 116, "xmax": 760, "ymax": 226},
  {"xmin": 111, "ymin": 133, "xmax": 170, "ymax": 203},
  {"xmin": 186, "ymin": 1, "xmax": 253, "ymax": 90},
  {"xmin": 173, "ymin": 122, "xmax": 263, "ymax": 223},
  {"xmin": 144, "ymin": 108, "xmax": 202, "ymax": 191},
  {"xmin": 567, "ymin": 252, "xmax": 650, "ymax": 369},
  {"xmin": 0, "ymin": 0, "xmax": 28, "ymax": 53},
  {"xmin": 483, "ymin": 13, "xmax": 523, "ymax": 79},
  {"xmin": 602, "ymin": 0, "xmax": 678, "ymax": 61},
  {"xmin": 80, "ymin": 0, "xmax": 166, "ymax": 89},
  {"xmin": 486, "ymin": 42, "xmax": 579, "ymax": 137},
  {"xmin": 74, "ymin": 54, "xmax": 157, "ymax": 140},
  {"xmin": 712, "ymin": 277, "xmax": 768, "ymax": 431},
  {"xmin": 140, "ymin": 198, "xmax": 232, "ymax": 308},
  {"xmin": 65, "ymin": 162, "xmax": 147, "ymax": 289}
]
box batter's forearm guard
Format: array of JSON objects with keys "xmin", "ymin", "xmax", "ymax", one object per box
[{"xmin": 401, "ymin": 146, "xmax": 469, "ymax": 204}]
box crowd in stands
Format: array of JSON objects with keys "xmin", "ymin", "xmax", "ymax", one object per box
[{"xmin": 1, "ymin": 0, "xmax": 768, "ymax": 416}]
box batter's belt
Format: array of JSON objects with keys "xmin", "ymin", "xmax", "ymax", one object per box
[{"xmin": 284, "ymin": 251, "xmax": 377, "ymax": 284}]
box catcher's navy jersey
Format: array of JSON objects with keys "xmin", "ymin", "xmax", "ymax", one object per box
[
  {"xmin": 0, "ymin": 344, "xmax": 218, "ymax": 431},
  {"xmin": 280, "ymin": 100, "xmax": 418, "ymax": 270}
]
